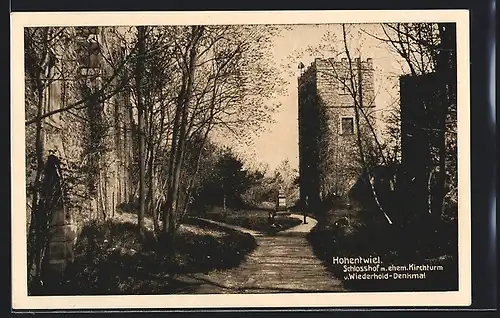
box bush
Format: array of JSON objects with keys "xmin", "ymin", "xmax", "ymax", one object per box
[
  {"xmin": 307, "ymin": 207, "xmax": 458, "ymax": 292},
  {"xmin": 35, "ymin": 217, "xmax": 257, "ymax": 295}
]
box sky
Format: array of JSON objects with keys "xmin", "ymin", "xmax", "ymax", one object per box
[{"xmin": 218, "ymin": 24, "xmax": 407, "ymax": 173}]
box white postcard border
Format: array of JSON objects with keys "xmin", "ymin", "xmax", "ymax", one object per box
[{"xmin": 11, "ymin": 10, "xmax": 471, "ymax": 309}]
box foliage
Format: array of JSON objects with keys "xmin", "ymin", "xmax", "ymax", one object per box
[
  {"xmin": 239, "ymin": 159, "xmax": 299, "ymax": 209},
  {"xmin": 24, "ymin": 24, "xmax": 285, "ymax": 241},
  {"xmin": 375, "ymin": 23, "xmax": 458, "ymax": 224},
  {"xmin": 307, "ymin": 207, "xmax": 458, "ymax": 292},
  {"xmin": 24, "ymin": 24, "xmax": 288, "ymax": 295},
  {"xmin": 32, "ymin": 216, "xmax": 257, "ymax": 295},
  {"xmin": 192, "ymin": 147, "xmax": 256, "ymax": 211},
  {"xmin": 205, "ymin": 209, "xmax": 302, "ymax": 233}
]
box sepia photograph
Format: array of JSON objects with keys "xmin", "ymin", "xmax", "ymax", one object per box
[{"xmin": 11, "ymin": 10, "xmax": 471, "ymax": 309}]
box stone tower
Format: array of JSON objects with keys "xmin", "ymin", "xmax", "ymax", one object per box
[{"xmin": 298, "ymin": 57, "xmax": 376, "ymax": 211}]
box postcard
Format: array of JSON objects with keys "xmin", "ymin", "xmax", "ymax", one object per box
[{"xmin": 11, "ymin": 9, "xmax": 471, "ymax": 310}]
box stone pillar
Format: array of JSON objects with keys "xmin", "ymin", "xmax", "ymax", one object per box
[
  {"xmin": 40, "ymin": 155, "xmax": 78, "ymax": 278},
  {"xmin": 47, "ymin": 209, "xmax": 78, "ymax": 275}
]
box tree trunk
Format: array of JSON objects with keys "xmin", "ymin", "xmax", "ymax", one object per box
[
  {"xmin": 162, "ymin": 56, "xmax": 187, "ymax": 234},
  {"xmin": 177, "ymin": 128, "xmax": 210, "ymax": 227},
  {"xmin": 30, "ymin": 86, "xmax": 46, "ymax": 282},
  {"xmin": 342, "ymin": 24, "xmax": 392, "ymax": 225},
  {"xmin": 29, "ymin": 28, "xmax": 51, "ymax": 283},
  {"xmin": 177, "ymin": 76, "xmax": 218, "ymax": 228},
  {"xmin": 135, "ymin": 26, "xmax": 146, "ymax": 238},
  {"xmin": 163, "ymin": 26, "xmax": 204, "ymax": 237},
  {"xmin": 163, "ymin": 93, "xmax": 183, "ymax": 233},
  {"xmin": 126, "ymin": 103, "xmax": 137, "ymax": 204},
  {"xmin": 430, "ymin": 23, "xmax": 455, "ymax": 219},
  {"xmin": 147, "ymin": 150, "xmax": 159, "ymax": 231}
]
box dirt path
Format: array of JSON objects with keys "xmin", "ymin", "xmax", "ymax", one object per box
[{"xmin": 180, "ymin": 214, "xmax": 344, "ymax": 293}]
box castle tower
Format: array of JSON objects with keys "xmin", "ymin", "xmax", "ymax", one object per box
[{"xmin": 298, "ymin": 57, "xmax": 376, "ymax": 211}]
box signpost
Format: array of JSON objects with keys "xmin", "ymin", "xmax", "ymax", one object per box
[{"xmin": 276, "ymin": 187, "xmax": 287, "ymax": 212}]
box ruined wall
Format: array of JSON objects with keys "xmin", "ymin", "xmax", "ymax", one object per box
[
  {"xmin": 34, "ymin": 27, "xmax": 135, "ymax": 276},
  {"xmin": 37, "ymin": 42, "xmax": 78, "ymax": 277}
]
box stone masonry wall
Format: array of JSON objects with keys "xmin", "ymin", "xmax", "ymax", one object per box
[
  {"xmin": 298, "ymin": 57, "xmax": 376, "ymax": 202},
  {"xmin": 36, "ymin": 27, "xmax": 135, "ymax": 277}
]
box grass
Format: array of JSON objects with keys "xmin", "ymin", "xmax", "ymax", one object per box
[
  {"xmin": 307, "ymin": 206, "xmax": 459, "ymax": 292},
  {"xmin": 203, "ymin": 207, "xmax": 303, "ymax": 233},
  {"xmin": 32, "ymin": 212, "xmax": 257, "ymax": 295}
]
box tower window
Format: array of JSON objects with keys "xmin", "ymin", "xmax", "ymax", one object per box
[
  {"xmin": 340, "ymin": 116, "xmax": 355, "ymax": 135},
  {"xmin": 338, "ymin": 77, "xmax": 349, "ymax": 95}
]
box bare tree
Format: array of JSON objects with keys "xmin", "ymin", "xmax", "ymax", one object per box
[
  {"xmin": 364, "ymin": 23, "xmax": 457, "ymax": 219},
  {"xmin": 338, "ymin": 24, "xmax": 393, "ymax": 224},
  {"xmin": 134, "ymin": 26, "xmax": 147, "ymax": 237},
  {"xmin": 161, "ymin": 26, "xmax": 205, "ymax": 239},
  {"xmin": 25, "ymin": 25, "xmax": 286, "ymax": 261},
  {"xmin": 147, "ymin": 25, "xmax": 285, "ymax": 241}
]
